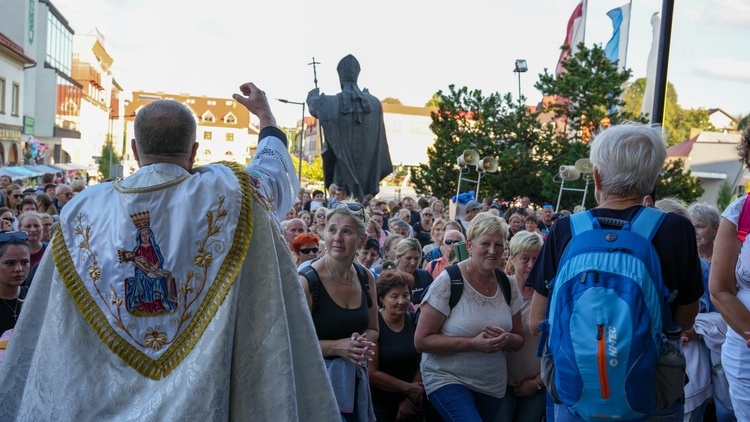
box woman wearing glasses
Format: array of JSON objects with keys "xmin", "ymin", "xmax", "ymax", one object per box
[
  {"xmin": 5, "ymin": 185, "xmax": 23, "ymax": 219},
  {"xmin": 299, "ymin": 201, "xmax": 379, "ymax": 421},
  {"xmin": 413, "ymin": 208, "xmax": 435, "ymax": 249},
  {"xmin": 0, "ymin": 232, "xmax": 31, "ymax": 335},
  {"xmin": 428, "ymin": 230, "xmax": 465, "ymax": 280},
  {"xmin": 292, "ymin": 232, "xmax": 320, "ymax": 267},
  {"xmin": 311, "ymin": 207, "xmax": 328, "ymax": 239}
]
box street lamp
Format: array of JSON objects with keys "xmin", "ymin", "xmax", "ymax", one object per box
[
  {"xmin": 277, "ymin": 99, "xmax": 305, "ymax": 186},
  {"xmin": 513, "ymin": 59, "xmax": 528, "ymax": 104}
]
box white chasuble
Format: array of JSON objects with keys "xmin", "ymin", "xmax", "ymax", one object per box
[{"xmin": 0, "ymin": 162, "xmax": 338, "ymax": 421}]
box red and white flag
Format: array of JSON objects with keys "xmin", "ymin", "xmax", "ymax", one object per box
[{"xmin": 556, "ymin": 0, "xmax": 586, "ymax": 76}]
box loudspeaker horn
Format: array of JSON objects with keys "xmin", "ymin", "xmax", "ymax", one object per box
[
  {"xmin": 462, "ymin": 149, "xmax": 480, "ymax": 167},
  {"xmin": 575, "ymin": 158, "xmax": 594, "ymax": 174},
  {"xmin": 479, "ymin": 157, "xmax": 498, "ymax": 173},
  {"xmin": 559, "ymin": 165, "xmax": 581, "ymax": 181}
]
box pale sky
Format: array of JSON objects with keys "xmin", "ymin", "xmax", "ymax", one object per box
[{"xmin": 51, "ymin": 0, "xmax": 750, "ymax": 128}]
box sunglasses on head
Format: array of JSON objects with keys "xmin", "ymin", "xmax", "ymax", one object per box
[
  {"xmin": 299, "ymin": 247, "xmax": 319, "ymax": 254},
  {"xmin": 444, "ymin": 238, "xmax": 460, "ymax": 245},
  {"xmin": 331, "ymin": 202, "xmax": 366, "ymax": 221},
  {"xmin": 0, "ymin": 231, "xmax": 28, "ymax": 243}
]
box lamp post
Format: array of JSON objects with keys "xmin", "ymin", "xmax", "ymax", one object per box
[
  {"xmin": 277, "ymin": 99, "xmax": 305, "ymax": 186},
  {"xmin": 513, "ymin": 59, "xmax": 528, "ymax": 104}
]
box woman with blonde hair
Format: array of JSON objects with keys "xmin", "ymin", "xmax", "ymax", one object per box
[
  {"xmin": 422, "ymin": 220, "xmax": 462, "ymax": 270},
  {"xmin": 394, "ymin": 238, "xmax": 433, "ymax": 306},
  {"xmin": 497, "ymin": 230, "xmax": 545, "ymax": 422},
  {"xmin": 415, "ymin": 213, "xmax": 524, "ymax": 421},
  {"xmin": 298, "ymin": 201, "xmax": 379, "ymax": 421}
]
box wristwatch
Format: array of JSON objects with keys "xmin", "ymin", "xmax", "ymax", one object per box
[{"xmin": 532, "ymin": 377, "xmax": 542, "ymax": 390}]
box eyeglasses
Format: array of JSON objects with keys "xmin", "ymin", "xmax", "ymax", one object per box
[
  {"xmin": 62, "ymin": 192, "xmax": 73, "ymax": 197},
  {"xmin": 316, "ymin": 214, "xmax": 325, "ymax": 218},
  {"xmin": 444, "ymin": 239, "xmax": 460, "ymax": 245},
  {"xmin": 11, "ymin": 194, "xmax": 23, "ymax": 199},
  {"xmin": 422, "ymin": 213, "xmax": 433, "ymax": 217},
  {"xmin": 330, "ymin": 202, "xmax": 366, "ymax": 221},
  {"xmin": 1, "ymin": 217, "xmax": 12, "ymax": 223},
  {"xmin": 299, "ymin": 247, "xmax": 319, "ymax": 254},
  {"xmin": 0, "ymin": 231, "xmax": 28, "ymax": 243}
]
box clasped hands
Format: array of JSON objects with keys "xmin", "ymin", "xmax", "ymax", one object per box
[
  {"xmin": 340, "ymin": 332, "xmax": 375, "ymax": 367},
  {"xmin": 471, "ymin": 325, "xmax": 511, "ymax": 354}
]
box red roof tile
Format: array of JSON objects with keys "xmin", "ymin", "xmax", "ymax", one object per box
[{"xmin": 0, "ymin": 32, "xmax": 35, "ymax": 65}]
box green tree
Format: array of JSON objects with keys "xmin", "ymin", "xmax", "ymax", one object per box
[
  {"xmin": 290, "ymin": 155, "xmax": 324, "ymax": 182},
  {"xmin": 622, "ymin": 78, "xmax": 716, "ymax": 145},
  {"xmin": 738, "ymin": 114, "xmax": 749, "ymax": 131},
  {"xmin": 410, "ymin": 85, "xmax": 556, "ymax": 204},
  {"xmin": 425, "ymin": 93, "xmax": 442, "ymax": 108},
  {"xmin": 656, "ymin": 159, "xmax": 704, "ymax": 203},
  {"xmin": 535, "ymin": 43, "xmax": 633, "ymax": 136},
  {"xmin": 716, "ymin": 181, "xmax": 733, "ymax": 212},
  {"xmin": 98, "ymin": 143, "xmax": 121, "ymax": 180}
]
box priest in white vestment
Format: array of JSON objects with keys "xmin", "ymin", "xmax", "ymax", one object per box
[{"xmin": 0, "ymin": 83, "xmax": 339, "ymax": 421}]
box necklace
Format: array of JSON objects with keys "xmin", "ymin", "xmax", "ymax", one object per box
[
  {"xmin": 1, "ymin": 297, "xmax": 19, "ymax": 321},
  {"xmin": 326, "ymin": 257, "xmax": 354, "ymax": 309},
  {"xmin": 466, "ymin": 262, "xmax": 492, "ymax": 294}
]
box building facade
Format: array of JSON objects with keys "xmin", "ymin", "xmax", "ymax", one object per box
[{"xmin": 124, "ymin": 91, "xmax": 259, "ymax": 174}]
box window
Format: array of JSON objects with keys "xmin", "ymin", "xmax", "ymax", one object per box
[
  {"xmin": 202, "ymin": 111, "xmax": 214, "ymax": 122},
  {"xmin": 203, "ymin": 131, "xmax": 212, "ymax": 140},
  {"xmin": 207, "ymin": 100, "xmax": 216, "ymax": 106},
  {"xmin": 225, "ymin": 100, "xmax": 233, "ymax": 106},
  {"xmin": 0, "ymin": 77, "xmax": 5, "ymax": 114},
  {"xmin": 224, "ymin": 114, "xmax": 236, "ymax": 124},
  {"xmin": 225, "ymin": 151, "xmax": 233, "ymax": 157},
  {"xmin": 225, "ymin": 133, "xmax": 234, "ymax": 142},
  {"xmin": 11, "ymin": 83, "xmax": 19, "ymax": 116}
]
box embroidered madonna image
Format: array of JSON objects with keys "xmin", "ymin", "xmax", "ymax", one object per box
[{"xmin": 117, "ymin": 211, "xmax": 178, "ymax": 316}]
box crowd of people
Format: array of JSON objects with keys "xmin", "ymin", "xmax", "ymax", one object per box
[{"xmin": 0, "ymin": 80, "xmax": 749, "ymax": 422}]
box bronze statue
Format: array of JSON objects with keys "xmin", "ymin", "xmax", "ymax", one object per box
[{"xmin": 307, "ymin": 55, "xmax": 393, "ymax": 202}]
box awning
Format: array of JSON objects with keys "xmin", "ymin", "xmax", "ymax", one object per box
[
  {"xmin": 24, "ymin": 165, "xmax": 63, "ymax": 174},
  {"xmin": 49, "ymin": 163, "xmax": 76, "ymax": 171},
  {"xmin": 0, "ymin": 166, "xmax": 42, "ymax": 178}
]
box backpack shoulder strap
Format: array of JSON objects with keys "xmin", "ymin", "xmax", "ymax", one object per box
[
  {"xmin": 429, "ymin": 259, "xmax": 439, "ymax": 274},
  {"xmin": 570, "ymin": 211, "xmax": 596, "ymax": 236},
  {"xmin": 299, "ymin": 265, "xmax": 322, "ymax": 312},
  {"xmin": 353, "ymin": 262, "xmax": 373, "ymax": 308},
  {"xmin": 630, "ymin": 206, "xmax": 666, "ymax": 241},
  {"xmin": 444, "ymin": 264, "xmax": 464, "ymax": 309},
  {"xmin": 494, "ymin": 269, "xmax": 512, "ymax": 306},
  {"xmin": 738, "ymin": 196, "xmax": 750, "ymax": 242}
]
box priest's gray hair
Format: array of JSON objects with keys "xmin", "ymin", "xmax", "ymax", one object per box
[{"xmin": 134, "ymin": 100, "xmax": 196, "ymax": 157}]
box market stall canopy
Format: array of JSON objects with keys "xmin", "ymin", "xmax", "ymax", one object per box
[
  {"xmin": 24, "ymin": 164, "xmax": 63, "ymax": 174},
  {"xmin": 0, "ymin": 166, "xmax": 42, "ymax": 178}
]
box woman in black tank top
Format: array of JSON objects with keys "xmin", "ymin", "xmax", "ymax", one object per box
[{"xmin": 299, "ymin": 202, "xmax": 379, "ymax": 422}]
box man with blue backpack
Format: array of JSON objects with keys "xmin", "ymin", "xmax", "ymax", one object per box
[{"xmin": 527, "ymin": 124, "xmax": 704, "ymax": 421}]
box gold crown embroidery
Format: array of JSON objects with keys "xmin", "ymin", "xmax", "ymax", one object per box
[{"xmin": 131, "ymin": 211, "xmax": 151, "ymax": 230}]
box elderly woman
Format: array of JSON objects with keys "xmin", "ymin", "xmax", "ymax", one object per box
[
  {"xmin": 428, "ymin": 229, "xmax": 465, "ymax": 280},
  {"xmin": 394, "ymin": 238, "xmax": 434, "ymax": 306},
  {"xmin": 421, "ymin": 218, "xmax": 445, "ymax": 257},
  {"xmin": 415, "ymin": 213, "xmax": 524, "ymax": 421},
  {"xmin": 528, "ymin": 124, "xmax": 703, "ymax": 421},
  {"xmin": 496, "ymin": 231, "xmax": 545, "ymax": 422},
  {"xmin": 299, "ymin": 201, "xmax": 379, "ymax": 421},
  {"xmin": 389, "ymin": 219, "xmax": 411, "ymax": 239},
  {"xmin": 710, "ymin": 127, "xmax": 750, "ymax": 420},
  {"xmin": 422, "ymin": 220, "xmax": 462, "ymax": 269},
  {"xmin": 312, "ymin": 207, "xmax": 328, "ymax": 238},
  {"xmin": 368, "ymin": 271, "xmax": 424, "ymax": 422},
  {"xmin": 292, "ymin": 232, "xmax": 320, "ymax": 267}
]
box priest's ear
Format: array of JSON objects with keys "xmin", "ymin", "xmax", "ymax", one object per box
[{"xmin": 132, "ymin": 138, "xmax": 141, "ymax": 166}]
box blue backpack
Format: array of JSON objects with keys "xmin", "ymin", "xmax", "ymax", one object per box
[{"xmin": 539, "ymin": 207, "xmax": 674, "ymax": 421}]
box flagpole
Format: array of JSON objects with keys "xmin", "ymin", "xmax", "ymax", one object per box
[
  {"xmin": 651, "ymin": 0, "xmax": 674, "ymax": 126},
  {"xmin": 622, "ymin": 0, "xmax": 633, "ymax": 71},
  {"xmin": 581, "ymin": 0, "xmax": 588, "ymax": 44}
]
